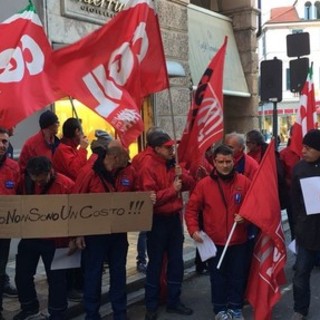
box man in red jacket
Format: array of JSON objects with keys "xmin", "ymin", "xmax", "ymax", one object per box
[
  {"xmin": 138, "ymin": 132, "xmax": 194, "ymax": 320},
  {"xmin": 0, "ymin": 127, "xmax": 20, "ymax": 320},
  {"xmin": 185, "ymin": 144, "xmax": 251, "ymax": 320},
  {"xmin": 74, "ymin": 140, "xmax": 133, "ymax": 320},
  {"xmin": 19, "ymin": 110, "xmax": 60, "ymax": 173},
  {"xmin": 52, "ymin": 117, "xmax": 89, "ymax": 181},
  {"xmin": 14, "ymin": 156, "xmax": 75, "ymax": 320}
]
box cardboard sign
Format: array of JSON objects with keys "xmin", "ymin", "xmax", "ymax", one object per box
[{"xmin": 0, "ymin": 192, "xmax": 153, "ymax": 238}]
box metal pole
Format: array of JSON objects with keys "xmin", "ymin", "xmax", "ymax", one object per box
[
  {"xmin": 167, "ymin": 88, "xmax": 179, "ymax": 164},
  {"xmin": 272, "ymin": 100, "xmax": 278, "ymax": 151}
]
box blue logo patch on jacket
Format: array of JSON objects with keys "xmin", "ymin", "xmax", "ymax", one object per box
[
  {"xmin": 121, "ymin": 178, "xmax": 130, "ymax": 186},
  {"xmin": 234, "ymin": 192, "xmax": 242, "ymax": 204},
  {"xmin": 5, "ymin": 180, "xmax": 15, "ymax": 189}
]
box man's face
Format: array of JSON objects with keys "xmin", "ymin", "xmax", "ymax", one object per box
[
  {"xmin": 213, "ymin": 154, "xmax": 234, "ymax": 175},
  {"xmin": 155, "ymin": 145, "xmax": 174, "ymax": 160},
  {"xmin": 225, "ymin": 136, "xmax": 243, "ymax": 158},
  {"xmin": 47, "ymin": 121, "xmax": 60, "ymax": 135},
  {"xmin": 30, "ymin": 172, "xmax": 51, "ymax": 187},
  {"xmin": 302, "ymin": 145, "xmax": 320, "ymax": 162},
  {"xmin": 0, "ymin": 133, "xmax": 9, "ymax": 157}
]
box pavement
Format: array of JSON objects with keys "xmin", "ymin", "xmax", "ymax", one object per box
[
  {"xmin": 2, "ymin": 228, "xmax": 196, "ymax": 320},
  {"xmin": 3, "ymin": 213, "xmax": 290, "ymax": 320}
]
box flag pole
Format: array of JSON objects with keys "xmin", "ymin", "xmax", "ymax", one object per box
[
  {"xmin": 167, "ymin": 88, "xmax": 179, "ymax": 164},
  {"xmin": 68, "ymin": 96, "xmax": 79, "ymax": 120},
  {"xmin": 216, "ymin": 221, "xmax": 237, "ymax": 269}
]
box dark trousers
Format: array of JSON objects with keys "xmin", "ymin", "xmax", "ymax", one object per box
[
  {"xmin": 15, "ymin": 239, "xmax": 67, "ymax": 320},
  {"xmin": 145, "ymin": 214, "xmax": 184, "ymax": 312},
  {"xmin": 0, "ymin": 239, "xmax": 10, "ymax": 311},
  {"xmin": 293, "ymin": 245, "xmax": 319, "ymax": 316},
  {"xmin": 82, "ymin": 233, "xmax": 128, "ymax": 320},
  {"xmin": 207, "ymin": 243, "xmax": 247, "ymax": 314},
  {"xmin": 136, "ymin": 231, "xmax": 147, "ymax": 264}
]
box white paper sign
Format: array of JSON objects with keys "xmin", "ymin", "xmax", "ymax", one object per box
[
  {"xmin": 51, "ymin": 248, "xmax": 81, "ymax": 270},
  {"xmin": 300, "ymin": 177, "xmax": 320, "ymax": 215},
  {"xmin": 288, "ymin": 239, "xmax": 297, "ymax": 255},
  {"xmin": 195, "ymin": 231, "xmax": 217, "ymax": 262}
]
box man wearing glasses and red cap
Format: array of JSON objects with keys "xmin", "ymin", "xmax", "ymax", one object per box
[{"xmin": 138, "ymin": 132, "xmax": 195, "ymax": 320}]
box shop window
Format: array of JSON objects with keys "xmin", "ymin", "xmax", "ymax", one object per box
[
  {"xmin": 315, "ymin": 1, "xmax": 320, "ymax": 19},
  {"xmin": 304, "ymin": 1, "xmax": 312, "ymax": 20},
  {"xmin": 54, "ymin": 95, "xmax": 155, "ymax": 158}
]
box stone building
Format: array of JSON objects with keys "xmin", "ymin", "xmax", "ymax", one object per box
[{"xmin": 1, "ymin": 0, "xmax": 259, "ymax": 156}]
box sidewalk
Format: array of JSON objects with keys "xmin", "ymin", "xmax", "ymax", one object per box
[
  {"xmin": 2, "ymin": 228, "xmax": 196, "ymax": 319},
  {"xmin": 3, "ymin": 214, "xmax": 290, "ymax": 319}
]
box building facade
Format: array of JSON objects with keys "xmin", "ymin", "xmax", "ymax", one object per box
[
  {"xmin": 1, "ymin": 0, "xmax": 259, "ymax": 156},
  {"xmin": 259, "ymin": 0, "xmax": 320, "ymax": 143}
]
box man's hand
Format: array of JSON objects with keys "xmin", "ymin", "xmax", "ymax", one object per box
[
  {"xmin": 192, "ymin": 231, "xmax": 203, "ymax": 243},
  {"xmin": 173, "ymin": 176, "xmax": 182, "ymax": 192},
  {"xmin": 76, "ymin": 236, "xmax": 86, "ymax": 250},
  {"xmin": 175, "ymin": 165, "xmax": 182, "ymax": 177},
  {"xmin": 234, "ymin": 213, "xmax": 245, "ymax": 224},
  {"xmin": 67, "ymin": 238, "xmax": 78, "ymax": 256},
  {"xmin": 80, "ymin": 135, "xmax": 89, "ymax": 149},
  {"xmin": 149, "ymin": 191, "xmax": 156, "ymax": 205}
]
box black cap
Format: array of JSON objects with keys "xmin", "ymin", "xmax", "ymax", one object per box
[
  {"xmin": 39, "ymin": 110, "xmax": 59, "ymax": 129},
  {"xmin": 303, "ymin": 129, "xmax": 320, "ymax": 151}
]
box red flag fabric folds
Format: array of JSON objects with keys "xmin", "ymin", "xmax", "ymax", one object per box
[
  {"xmin": 52, "ymin": 0, "xmax": 169, "ymax": 147},
  {"xmin": 0, "ymin": 4, "xmax": 63, "ymax": 128},
  {"xmin": 178, "ymin": 37, "xmax": 227, "ymax": 169},
  {"xmin": 290, "ymin": 65, "xmax": 317, "ymax": 156},
  {"xmin": 239, "ymin": 139, "xmax": 287, "ymax": 320}
]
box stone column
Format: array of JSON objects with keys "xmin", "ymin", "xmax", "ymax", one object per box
[{"xmin": 220, "ymin": 1, "xmax": 260, "ymax": 134}]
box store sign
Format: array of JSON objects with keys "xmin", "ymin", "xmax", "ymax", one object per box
[{"xmin": 61, "ymin": 0, "xmax": 128, "ymax": 24}]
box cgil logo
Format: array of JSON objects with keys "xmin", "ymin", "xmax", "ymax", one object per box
[{"xmin": 0, "ymin": 35, "xmax": 44, "ymax": 83}]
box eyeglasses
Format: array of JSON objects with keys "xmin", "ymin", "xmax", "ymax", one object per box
[{"xmin": 0, "ymin": 139, "xmax": 8, "ymax": 144}]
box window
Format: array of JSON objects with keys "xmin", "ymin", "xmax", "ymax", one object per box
[
  {"xmin": 304, "ymin": 1, "xmax": 312, "ymax": 20},
  {"xmin": 315, "ymin": 1, "xmax": 320, "ymax": 19},
  {"xmin": 292, "ymin": 29, "xmax": 303, "ymax": 34}
]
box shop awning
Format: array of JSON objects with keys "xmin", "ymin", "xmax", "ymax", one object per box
[{"xmin": 188, "ymin": 4, "xmax": 250, "ymax": 97}]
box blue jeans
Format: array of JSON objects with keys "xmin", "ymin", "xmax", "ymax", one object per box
[
  {"xmin": 136, "ymin": 232, "xmax": 147, "ymax": 264},
  {"xmin": 15, "ymin": 239, "xmax": 67, "ymax": 319},
  {"xmin": 145, "ymin": 213, "xmax": 184, "ymax": 311},
  {"xmin": 293, "ymin": 245, "xmax": 319, "ymax": 316},
  {"xmin": 207, "ymin": 243, "xmax": 247, "ymax": 314},
  {"xmin": 0, "ymin": 239, "xmax": 10, "ymax": 311},
  {"xmin": 82, "ymin": 233, "xmax": 128, "ymax": 320}
]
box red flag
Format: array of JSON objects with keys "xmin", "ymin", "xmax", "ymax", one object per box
[
  {"xmin": 0, "ymin": 3, "xmax": 63, "ymax": 128},
  {"xmin": 52, "ymin": 0, "xmax": 169, "ymax": 147},
  {"xmin": 239, "ymin": 139, "xmax": 287, "ymax": 320},
  {"xmin": 290, "ymin": 65, "xmax": 317, "ymax": 156},
  {"xmin": 178, "ymin": 37, "xmax": 227, "ymax": 169}
]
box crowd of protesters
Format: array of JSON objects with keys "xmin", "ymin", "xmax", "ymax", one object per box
[{"xmin": 0, "ymin": 109, "xmax": 320, "ymax": 320}]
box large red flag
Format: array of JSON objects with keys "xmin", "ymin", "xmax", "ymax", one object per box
[
  {"xmin": 239, "ymin": 139, "xmax": 287, "ymax": 320},
  {"xmin": 290, "ymin": 65, "xmax": 317, "ymax": 156},
  {"xmin": 52, "ymin": 0, "xmax": 169, "ymax": 147},
  {"xmin": 178, "ymin": 37, "xmax": 227, "ymax": 169},
  {"xmin": 0, "ymin": 3, "xmax": 63, "ymax": 128}
]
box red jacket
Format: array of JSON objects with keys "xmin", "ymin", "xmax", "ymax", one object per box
[
  {"xmin": 280, "ymin": 146, "xmax": 300, "ymax": 187},
  {"xmin": 19, "ymin": 131, "xmax": 59, "ymax": 173},
  {"xmin": 19, "ymin": 172, "xmax": 75, "ymax": 247},
  {"xmin": 131, "ymin": 146, "xmax": 154, "ymax": 172},
  {"xmin": 234, "ymin": 153, "xmax": 259, "ymax": 181},
  {"xmin": 52, "ymin": 138, "xmax": 87, "ymax": 181},
  {"xmin": 0, "ymin": 157, "xmax": 20, "ymax": 195},
  {"xmin": 138, "ymin": 150, "xmax": 194, "ymax": 215},
  {"xmin": 73, "ymin": 164, "xmax": 136, "ymax": 194},
  {"xmin": 185, "ymin": 172, "xmax": 251, "ymax": 246}
]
